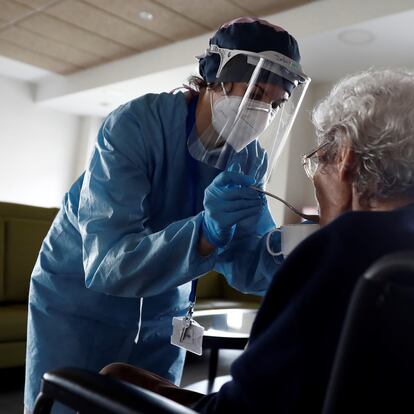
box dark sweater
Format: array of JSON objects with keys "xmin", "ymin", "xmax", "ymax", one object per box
[{"xmin": 195, "ymin": 204, "xmax": 414, "ymax": 413}]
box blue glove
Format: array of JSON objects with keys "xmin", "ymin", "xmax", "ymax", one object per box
[
  {"xmin": 226, "ymin": 140, "xmax": 269, "ymax": 188},
  {"xmin": 202, "ymin": 167, "xmax": 265, "ymax": 248}
]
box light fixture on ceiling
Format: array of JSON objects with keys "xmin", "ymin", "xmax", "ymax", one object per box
[
  {"xmin": 338, "ymin": 29, "xmax": 375, "ymax": 45},
  {"xmin": 139, "ymin": 11, "xmax": 154, "ymax": 21}
]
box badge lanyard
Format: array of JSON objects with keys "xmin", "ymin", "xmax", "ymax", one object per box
[
  {"xmin": 186, "ymin": 94, "xmax": 199, "ymax": 315},
  {"xmin": 170, "ymin": 94, "xmax": 205, "ymax": 355}
]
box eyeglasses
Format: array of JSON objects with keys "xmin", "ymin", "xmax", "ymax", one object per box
[{"xmin": 302, "ymin": 141, "xmax": 329, "ymax": 179}]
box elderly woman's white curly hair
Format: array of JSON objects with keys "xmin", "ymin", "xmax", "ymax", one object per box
[{"xmin": 312, "ymin": 68, "xmax": 414, "ymax": 206}]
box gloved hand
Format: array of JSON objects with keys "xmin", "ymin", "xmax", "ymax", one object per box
[
  {"xmin": 226, "ymin": 140, "xmax": 269, "ymax": 188},
  {"xmin": 202, "ymin": 167, "xmax": 265, "ymax": 248}
]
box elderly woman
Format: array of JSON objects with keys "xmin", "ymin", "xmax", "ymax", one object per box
[{"xmin": 99, "ymin": 68, "xmax": 414, "ymax": 413}]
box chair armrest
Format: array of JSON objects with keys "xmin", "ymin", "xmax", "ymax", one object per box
[{"xmin": 35, "ymin": 367, "xmax": 198, "ymax": 414}]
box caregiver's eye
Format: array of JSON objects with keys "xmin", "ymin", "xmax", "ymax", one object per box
[{"xmin": 271, "ymin": 99, "xmax": 287, "ymax": 110}]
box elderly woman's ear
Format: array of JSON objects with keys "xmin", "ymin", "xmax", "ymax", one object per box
[
  {"xmin": 337, "ymin": 142, "xmax": 355, "ymax": 181},
  {"xmin": 313, "ymin": 140, "xmax": 354, "ymax": 226}
]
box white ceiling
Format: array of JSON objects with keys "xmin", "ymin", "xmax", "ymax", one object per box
[
  {"xmin": 300, "ymin": 8, "xmax": 414, "ymax": 83},
  {"xmin": 1, "ymin": 0, "xmax": 413, "ymax": 116},
  {"xmin": 0, "ymin": 0, "xmax": 313, "ymax": 74}
]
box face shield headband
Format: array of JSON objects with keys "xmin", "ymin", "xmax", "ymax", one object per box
[{"xmin": 188, "ymin": 46, "xmax": 311, "ymax": 184}]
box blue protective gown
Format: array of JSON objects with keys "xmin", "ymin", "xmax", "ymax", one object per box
[{"xmin": 24, "ymin": 91, "xmax": 280, "ymax": 413}]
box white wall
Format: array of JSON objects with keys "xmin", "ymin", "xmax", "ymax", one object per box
[
  {"xmin": 75, "ymin": 116, "xmax": 103, "ymax": 173},
  {"xmin": 313, "ymin": 80, "xmax": 335, "ymax": 105},
  {"xmin": 0, "ymin": 75, "xmax": 91, "ymax": 207}
]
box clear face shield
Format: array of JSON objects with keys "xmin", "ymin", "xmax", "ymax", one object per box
[{"xmin": 188, "ymin": 45, "xmax": 311, "ymax": 183}]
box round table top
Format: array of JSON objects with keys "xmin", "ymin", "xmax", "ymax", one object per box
[{"xmin": 193, "ymin": 308, "xmax": 257, "ymax": 339}]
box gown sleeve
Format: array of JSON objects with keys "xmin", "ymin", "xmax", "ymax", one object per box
[
  {"xmin": 215, "ymin": 205, "xmax": 282, "ymax": 296},
  {"xmin": 78, "ymin": 103, "xmax": 217, "ymax": 298}
]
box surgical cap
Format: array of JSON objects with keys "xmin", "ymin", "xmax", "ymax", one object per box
[{"xmin": 198, "ymin": 17, "xmax": 301, "ymax": 86}]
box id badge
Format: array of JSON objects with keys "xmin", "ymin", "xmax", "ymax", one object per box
[{"xmin": 171, "ymin": 316, "xmax": 204, "ymax": 355}]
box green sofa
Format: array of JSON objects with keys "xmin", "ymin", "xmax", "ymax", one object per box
[
  {"xmin": 0, "ymin": 202, "xmax": 58, "ymax": 368},
  {"xmin": 196, "ymin": 271, "xmax": 261, "ymax": 311},
  {"xmin": 0, "ymin": 201, "xmax": 260, "ymax": 369}
]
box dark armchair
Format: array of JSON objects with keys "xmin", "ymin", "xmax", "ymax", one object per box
[
  {"xmin": 322, "ymin": 249, "xmax": 414, "ymax": 414},
  {"xmin": 34, "ymin": 250, "xmax": 414, "ymax": 414},
  {"xmin": 33, "ymin": 368, "xmax": 198, "ymax": 414}
]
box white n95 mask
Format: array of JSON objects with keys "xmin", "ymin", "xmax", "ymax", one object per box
[{"xmin": 212, "ymin": 95, "xmax": 271, "ymax": 152}]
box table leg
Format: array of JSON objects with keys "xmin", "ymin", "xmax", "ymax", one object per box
[{"xmin": 207, "ymin": 347, "xmax": 219, "ymax": 393}]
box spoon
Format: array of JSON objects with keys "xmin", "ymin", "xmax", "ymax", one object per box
[{"xmin": 250, "ymin": 186, "xmax": 320, "ymax": 223}]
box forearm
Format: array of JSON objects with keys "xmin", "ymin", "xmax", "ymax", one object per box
[
  {"xmin": 83, "ymin": 213, "xmax": 217, "ymax": 298},
  {"xmin": 215, "ymin": 208, "xmax": 281, "ymax": 295},
  {"xmin": 197, "ymin": 234, "xmax": 216, "ymax": 257},
  {"xmin": 215, "ymin": 233, "xmax": 282, "ymax": 295}
]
